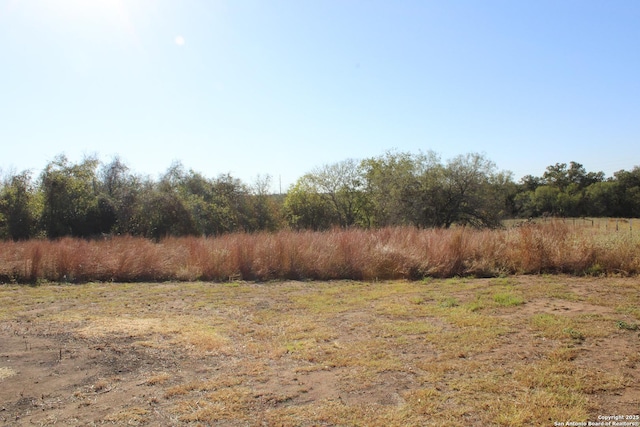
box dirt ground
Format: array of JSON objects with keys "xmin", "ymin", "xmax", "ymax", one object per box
[{"xmin": 0, "ymin": 276, "xmax": 638, "ymax": 426}]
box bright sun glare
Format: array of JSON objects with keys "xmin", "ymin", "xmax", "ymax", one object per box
[
  {"xmin": 57, "ymin": 0, "xmax": 126, "ymax": 15},
  {"xmin": 50, "ymin": 0, "xmax": 139, "ymax": 45},
  {"xmin": 49, "ymin": 0, "xmax": 132, "ymax": 30}
]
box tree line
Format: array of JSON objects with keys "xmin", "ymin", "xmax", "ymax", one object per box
[{"xmin": 1, "ymin": 152, "xmax": 639, "ymax": 240}]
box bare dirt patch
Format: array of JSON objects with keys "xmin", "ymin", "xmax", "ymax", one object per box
[{"xmin": 1, "ymin": 277, "xmax": 638, "ymax": 426}]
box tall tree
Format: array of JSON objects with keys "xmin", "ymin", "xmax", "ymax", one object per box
[
  {"xmin": 403, "ymin": 153, "xmax": 507, "ymax": 228},
  {"xmin": 584, "ymin": 181, "xmax": 619, "ymax": 217},
  {"xmin": 97, "ymin": 156, "xmax": 142, "ymax": 235},
  {"xmin": 362, "ymin": 150, "xmax": 438, "ymax": 227},
  {"xmin": 284, "ymin": 175, "xmax": 337, "ymax": 231},
  {"xmin": 247, "ymin": 174, "xmax": 282, "ymax": 232},
  {"xmin": 307, "ymin": 159, "xmax": 372, "ymax": 228},
  {"xmin": 542, "ymin": 163, "xmax": 570, "ymax": 190},
  {"xmin": 613, "ymin": 167, "xmax": 640, "ymax": 217},
  {"xmin": 40, "ymin": 155, "xmax": 101, "ymax": 238},
  {"xmin": 0, "ymin": 171, "xmax": 40, "ymax": 240}
]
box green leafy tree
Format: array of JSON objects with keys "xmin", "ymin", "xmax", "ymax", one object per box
[
  {"xmin": 490, "ymin": 170, "xmax": 519, "ymax": 218},
  {"xmin": 96, "ymin": 156, "xmax": 143, "ymax": 235},
  {"xmin": 531, "ymin": 185, "xmax": 561, "ymax": 216},
  {"xmin": 516, "ymin": 161, "xmax": 606, "ymax": 217},
  {"xmin": 174, "ymin": 170, "xmax": 253, "ymax": 236},
  {"xmin": 401, "ymin": 160, "xmax": 448, "ymax": 228},
  {"xmin": 566, "ymin": 162, "xmax": 604, "ymax": 189},
  {"xmin": 209, "ymin": 173, "xmax": 253, "ymax": 234},
  {"xmin": 285, "ymin": 159, "xmax": 371, "ymax": 230},
  {"xmin": 0, "ymin": 171, "xmax": 40, "ymax": 240},
  {"xmin": 542, "ymin": 163, "xmax": 570, "ymax": 191},
  {"xmin": 613, "ymin": 167, "xmax": 640, "ymax": 217},
  {"xmin": 145, "ymin": 189, "xmax": 197, "ymax": 238},
  {"xmin": 307, "ymin": 159, "xmax": 372, "ymax": 228},
  {"xmin": 142, "ymin": 163, "xmax": 199, "ymax": 238},
  {"xmin": 361, "ymin": 150, "xmax": 437, "ymax": 227},
  {"xmin": 247, "ymin": 174, "xmax": 282, "ymax": 232},
  {"xmin": 584, "ymin": 181, "xmax": 619, "ymax": 217},
  {"xmin": 284, "ymin": 175, "xmax": 337, "ymax": 230},
  {"xmin": 402, "ymin": 153, "xmax": 507, "ymax": 228},
  {"xmin": 520, "ymin": 175, "xmax": 543, "ymax": 192},
  {"xmin": 40, "ymin": 155, "xmax": 102, "ymax": 238},
  {"xmin": 513, "ymin": 190, "xmax": 537, "ymax": 217},
  {"xmin": 129, "ymin": 189, "xmax": 191, "ymax": 239}
]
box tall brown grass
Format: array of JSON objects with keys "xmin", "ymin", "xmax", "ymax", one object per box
[{"xmin": 0, "ymin": 222, "xmax": 638, "ymax": 283}]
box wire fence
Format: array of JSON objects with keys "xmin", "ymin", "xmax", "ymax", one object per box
[{"xmin": 506, "ymin": 217, "xmax": 637, "ymax": 233}]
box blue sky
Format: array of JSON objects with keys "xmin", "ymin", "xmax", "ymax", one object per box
[{"xmin": 1, "ymin": 0, "xmax": 639, "ymax": 191}]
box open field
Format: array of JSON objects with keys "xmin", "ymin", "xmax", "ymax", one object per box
[
  {"xmin": 1, "ymin": 276, "xmax": 639, "ymax": 426},
  {"xmin": 1, "ymin": 222, "xmax": 640, "ymax": 284}
]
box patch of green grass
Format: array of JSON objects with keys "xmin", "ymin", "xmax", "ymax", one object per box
[
  {"xmin": 439, "ymin": 297, "xmax": 459, "ymax": 308},
  {"xmin": 530, "ymin": 313, "xmax": 590, "ymax": 343},
  {"xmin": 283, "ymin": 338, "xmax": 315, "ymax": 354},
  {"xmin": 493, "ymin": 292, "xmax": 525, "ymax": 307},
  {"xmin": 408, "ymin": 296, "xmax": 425, "ymax": 305},
  {"xmin": 466, "ymin": 301, "xmax": 484, "ymax": 312},
  {"xmin": 530, "ymin": 313, "xmax": 571, "ymax": 339}
]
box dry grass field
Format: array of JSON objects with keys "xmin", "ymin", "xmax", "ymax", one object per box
[
  {"xmin": 1, "ymin": 221, "xmax": 639, "ymax": 284},
  {"xmin": 1, "ymin": 276, "xmax": 638, "ymax": 426}
]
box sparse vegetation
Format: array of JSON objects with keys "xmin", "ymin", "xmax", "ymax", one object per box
[
  {"xmin": 0, "ymin": 277, "xmax": 638, "ymax": 425},
  {"xmin": 616, "ymin": 320, "xmax": 639, "ymax": 331}
]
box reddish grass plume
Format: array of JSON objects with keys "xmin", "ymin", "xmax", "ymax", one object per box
[{"xmin": 0, "ymin": 221, "xmax": 638, "ymax": 283}]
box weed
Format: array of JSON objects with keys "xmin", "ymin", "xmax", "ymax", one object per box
[
  {"xmin": 616, "ymin": 320, "xmax": 639, "ymax": 331},
  {"xmin": 466, "ymin": 299, "xmax": 484, "ymax": 312},
  {"xmin": 563, "ymin": 327, "xmax": 585, "ymax": 342},
  {"xmin": 439, "ymin": 297, "xmax": 459, "ymax": 308},
  {"xmin": 409, "ymin": 296, "xmax": 425, "ymax": 305},
  {"xmin": 585, "ymin": 263, "xmax": 605, "ymax": 276},
  {"xmin": 145, "ymin": 372, "xmax": 172, "ymax": 386}
]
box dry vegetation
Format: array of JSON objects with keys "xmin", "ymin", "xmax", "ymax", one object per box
[
  {"xmin": 0, "ymin": 276, "xmax": 638, "ymax": 426},
  {"xmin": 1, "ymin": 220, "xmax": 639, "ymax": 284},
  {"xmin": 1, "ymin": 220, "xmax": 639, "ymax": 425}
]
